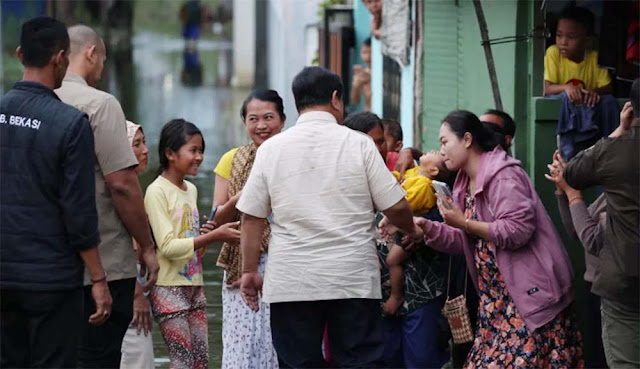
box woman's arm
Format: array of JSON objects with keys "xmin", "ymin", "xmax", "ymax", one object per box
[
  {"xmin": 213, "ymin": 191, "xmax": 241, "ymax": 226},
  {"xmin": 213, "ymin": 174, "xmax": 230, "ymax": 207},
  {"xmin": 419, "ymin": 218, "xmax": 467, "ymax": 255},
  {"xmin": 485, "ymin": 176, "xmax": 537, "ymax": 250},
  {"xmin": 556, "ymin": 193, "xmax": 577, "ymax": 238},
  {"xmin": 569, "ymin": 196, "xmax": 606, "ymax": 256}
]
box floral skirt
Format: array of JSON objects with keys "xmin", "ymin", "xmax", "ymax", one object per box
[{"xmin": 221, "ymin": 253, "xmax": 278, "ymax": 369}]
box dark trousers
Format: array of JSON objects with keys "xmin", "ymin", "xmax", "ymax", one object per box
[
  {"xmin": 383, "ymin": 296, "xmax": 449, "ymax": 369},
  {"xmin": 271, "ymin": 299, "xmax": 384, "ymax": 368},
  {"xmin": 78, "ymin": 278, "xmax": 135, "ymax": 369},
  {"xmin": 1, "ymin": 287, "xmax": 83, "ymax": 368},
  {"xmin": 584, "ymin": 284, "xmax": 607, "ymax": 368}
]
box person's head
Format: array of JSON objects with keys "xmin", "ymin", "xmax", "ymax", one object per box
[
  {"xmin": 240, "ymin": 89, "xmax": 286, "ymax": 147},
  {"xmin": 361, "ymin": 37, "xmax": 372, "ymax": 67},
  {"xmin": 631, "ymin": 78, "xmax": 640, "ymax": 119},
  {"xmin": 381, "ymin": 119, "xmax": 403, "ymax": 153},
  {"xmin": 482, "ymin": 122, "xmax": 508, "ymax": 152},
  {"xmin": 158, "ymin": 119, "xmax": 205, "ymax": 177},
  {"xmin": 343, "ymin": 111, "xmax": 386, "ymax": 159},
  {"xmin": 362, "ymin": 0, "xmax": 382, "ymax": 17},
  {"xmin": 418, "ymin": 150, "xmax": 457, "ymax": 185},
  {"xmin": 439, "ymin": 110, "xmax": 500, "ymax": 172},
  {"xmin": 292, "ymin": 67, "xmax": 344, "ymax": 123},
  {"xmin": 17, "ymin": 17, "xmax": 70, "ymax": 89},
  {"xmin": 555, "ymin": 6, "xmax": 594, "ymax": 61},
  {"xmin": 127, "ymin": 121, "xmax": 148, "ymax": 174},
  {"xmin": 479, "ymin": 109, "xmax": 515, "ymax": 149},
  {"xmin": 67, "ymin": 25, "xmax": 106, "ymax": 87}
]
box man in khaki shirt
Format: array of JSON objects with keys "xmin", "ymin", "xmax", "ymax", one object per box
[{"xmin": 55, "ymin": 25, "xmax": 159, "ymax": 368}]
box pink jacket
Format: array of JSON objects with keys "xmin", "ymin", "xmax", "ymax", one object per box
[{"xmin": 425, "ymin": 147, "xmax": 574, "ymax": 331}]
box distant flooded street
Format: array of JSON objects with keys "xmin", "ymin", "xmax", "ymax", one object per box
[{"xmin": 124, "ymin": 31, "xmax": 249, "ymax": 367}]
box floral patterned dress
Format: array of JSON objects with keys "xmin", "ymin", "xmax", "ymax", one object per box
[{"xmin": 464, "ymin": 188, "xmax": 584, "ymax": 369}]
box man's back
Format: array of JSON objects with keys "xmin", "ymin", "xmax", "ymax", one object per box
[
  {"xmin": 565, "ymin": 121, "xmax": 640, "ymax": 304},
  {"xmin": 238, "ymin": 111, "xmax": 404, "ymax": 303},
  {"xmin": 56, "ymin": 72, "xmax": 138, "ymax": 284},
  {"xmin": 0, "ymin": 81, "xmax": 99, "ymax": 290}
]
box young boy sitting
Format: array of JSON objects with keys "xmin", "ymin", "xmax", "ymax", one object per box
[
  {"xmin": 382, "ymin": 119, "xmax": 403, "ymax": 171},
  {"xmin": 383, "ymin": 150, "xmax": 452, "ymax": 315},
  {"xmin": 544, "ymin": 6, "xmax": 620, "ymax": 159}
]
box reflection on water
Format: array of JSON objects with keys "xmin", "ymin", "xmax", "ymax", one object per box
[
  {"xmin": 181, "ymin": 47, "xmax": 203, "ymax": 86},
  {"xmin": 111, "ymin": 31, "xmax": 250, "ymax": 368}
]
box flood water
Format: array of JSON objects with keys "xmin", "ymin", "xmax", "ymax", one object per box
[{"xmin": 121, "ymin": 32, "xmax": 250, "ymax": 367}]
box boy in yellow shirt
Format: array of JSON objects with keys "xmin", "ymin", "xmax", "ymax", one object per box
[{"xmin": 544, "ymin": 6, "xmax": 619, "ymax": 159}]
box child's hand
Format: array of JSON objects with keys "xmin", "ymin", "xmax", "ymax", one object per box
[
  {"xmin": 213, "ymin": 221, "xmax": 241, "ymax": 243},
  {"xmin": 564, "ymin": 84, "xmax": 583, "ymax": 105},
  {"xmin": 581, "ymin": 89, "xmax": 600, "ymax": 107},
  {"xmin": 200, "ymin": 217, "xmax": 218, "ymax": 234},
  {"xmin": 382, "ymin": 295, "xmax": 404, "ymax": 316},
  {"xmin": 379, "ymin": 216, "xmax": 399, "ymax": 239}
]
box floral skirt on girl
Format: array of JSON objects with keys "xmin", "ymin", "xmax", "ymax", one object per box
[{"xmin": 464, "ymin": 189, "xmax": 584, "ymax": 369}]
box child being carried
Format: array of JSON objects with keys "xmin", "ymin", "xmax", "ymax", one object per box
[{"xmin": 383, "ymin": 150, "xmax": 452, "ymax": 315}]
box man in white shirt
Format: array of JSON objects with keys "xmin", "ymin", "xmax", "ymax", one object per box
[{"xmin": 237, "ymin": 66, "xmax": 417, "ymax": 367}]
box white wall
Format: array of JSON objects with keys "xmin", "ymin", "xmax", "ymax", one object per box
[
  {"xmin": 232, "ymin": 0, "xmax": 256, "ymax": 87},
  {"xmin": 266, "ymin": 0, "xmax": 321, "ymax": 125}
]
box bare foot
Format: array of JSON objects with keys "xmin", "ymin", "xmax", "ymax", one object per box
[{"xmin": 383, "ymin": 295, "xmax": 404, "ymax": 315}]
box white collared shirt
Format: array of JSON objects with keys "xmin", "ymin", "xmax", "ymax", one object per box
[{"xmin": 237, "ymin": 111, "xmax": 405, "ymax": 303}]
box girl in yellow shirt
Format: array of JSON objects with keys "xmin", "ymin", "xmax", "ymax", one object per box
[{"xmin": 144, "ymin": 119, "xmax": 240, "ymax": 369}]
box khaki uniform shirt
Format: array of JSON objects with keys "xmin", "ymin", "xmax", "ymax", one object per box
[{"xmin": 56, "ymin": 73, "xmax": 138, "ymax": 285}]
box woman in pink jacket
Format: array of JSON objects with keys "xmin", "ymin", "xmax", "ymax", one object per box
[{"xmin": 407, "ymin": 111, "xmax": 583, "ymax": 368}]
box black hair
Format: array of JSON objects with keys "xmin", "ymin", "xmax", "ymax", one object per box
[
  {"xmin": 292, "ymin": 67, "xmax": 343, "ymax": 112},
  {"xmin": 631, "ymin": 78, "xmax": 640, "ymax": 117},
  {"xmin": 434, "ymin": 163, "xmax": 458, "ymax": 188},
  {"xmin": 558, "ymin": 6, "xmax": 595, "ymax": 36},
  {"xmin": 381, "ymin": 118, "xmax": 403, "ymax": 142},
  {"xmin": 484, "ymin": 109, "xmax": 515, "ymax": 137},
  {"xmin": 363, "ymin": 37, "xmax": 371, "ymax": 47},
  {"xmin": 158, "ymin": 119, "xmax": 204, "ymax": 173},
  {"xmin": 343, "ymin": 111, "xmax": 383, "ymax": 134},
  {"xmin": 442, "ymin": 110, "xmax": 500, "ymax": 152},
  {"xmin": 482, "ymin": 122, "xmax": 508, "ymax": 151},
  {"xmin": 240, "ymin": 89, "xmax": 286, "ymax": 121},
  {"xmin": 20, "ymin": 16, "xmax": 69, "ymax": 68}
]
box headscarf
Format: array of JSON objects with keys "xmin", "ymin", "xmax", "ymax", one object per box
[{"xmin": 126, "ymin": 120, "xmax": 143, "ymax": 146}]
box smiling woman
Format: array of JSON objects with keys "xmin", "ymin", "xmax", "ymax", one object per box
[{"xmin": 211, "ymin": 89, "xmax": 285, "ymax": 368}]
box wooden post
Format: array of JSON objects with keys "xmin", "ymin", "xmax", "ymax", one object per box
[{"xmin": 472, "ymin": 0, "xmax": 503, "ymax": 111}]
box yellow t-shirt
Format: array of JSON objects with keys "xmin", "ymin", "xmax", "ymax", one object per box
[
  {"xmin": 391, "ymin": 167, "xmax": 437, "ymax": 215},
  {"xmin": 144, "ymin": 176, "xmax": 203, "ymax": 286},
  {"xmin": 544, "ymin": 45, "xmax": 611, "ymax": 91},
  {"xmin": 214, "ymin": 148, "xmax": 239, "ymax": 180}
]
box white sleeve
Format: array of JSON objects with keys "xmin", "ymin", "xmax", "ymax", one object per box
[{"xmin": 363, "ymin": 139, "xmax": 406, "ymax": 211}]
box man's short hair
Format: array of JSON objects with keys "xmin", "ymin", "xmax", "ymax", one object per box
[
  {"xmin": 381, "ymin": 119, "xmax": 403, "ymax": 141},
  {"xmin": 20, "ymin": 16, "xmax": 69, "ymax": 68},
  {"xmin": 631, "ymin": 78, "xmax": 640, "ymax": 117},
  {"xmin": 363, "ymin": 37, "xmax": 372, "ymax": 47},
  {"xmin": 343, "ymin": 111, "xmax": 382, "ymax": 134},
  {"xmin": 558, "ymin": 6, "xmax": 595, "ymax": 36},
  {"xmin": 292, "ymin": 67, "xmax": 343, "ymax": 112},
  {"xmin": 484, "ymin": 109, "xmax": 516, "ymax": 137}
]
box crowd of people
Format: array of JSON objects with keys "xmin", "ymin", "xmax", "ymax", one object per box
[{"xmin": 1, "ymin": 11, "xmax": 638, "ymax": 369}]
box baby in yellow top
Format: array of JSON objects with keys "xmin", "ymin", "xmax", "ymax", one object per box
[{"xmin": 384, "ymin": 150, "xmax": 451, "ymax": 315}]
